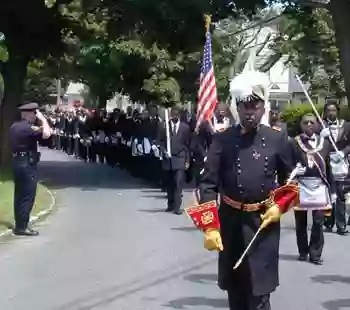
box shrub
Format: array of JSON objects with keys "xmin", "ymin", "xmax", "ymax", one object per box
[{"xmin": 281, "ymin": 103, "xmax": 350, "ymax": 136}]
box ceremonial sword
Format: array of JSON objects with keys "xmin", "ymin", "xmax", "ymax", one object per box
[{"xmin": 232, "ymin": 163, "xmax": 302, "ymax": 270}]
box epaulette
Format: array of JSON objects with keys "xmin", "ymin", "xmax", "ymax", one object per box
[{"xmin": 272, "ymin": 125, "xmax": 281, "ymax": 132}]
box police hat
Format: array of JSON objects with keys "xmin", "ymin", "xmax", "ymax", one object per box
[{"xmin": 18, "ymin": 102, "xmax": 39, "ymax": 111}]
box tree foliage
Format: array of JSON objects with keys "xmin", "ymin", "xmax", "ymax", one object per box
[{"xmin": 269, "ymin": 6, "xmax": 343, "ymax": 97}]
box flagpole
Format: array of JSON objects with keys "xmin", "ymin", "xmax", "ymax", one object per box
[
  {"xmin": 204, "ymin": 14, "xmax": 211, "ymax": 33},
  {"xmin": 196, "ymin": 14, "xmax": 215, "ymax": 133}
]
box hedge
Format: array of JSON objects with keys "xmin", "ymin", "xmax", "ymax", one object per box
[{"xmin": 281, "ymin": 103, "xmax": 350, "ymax": 136}]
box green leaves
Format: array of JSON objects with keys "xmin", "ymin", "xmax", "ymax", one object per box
[{"xmin": 270, "ymin": 7, "xmax": 343, "ymax": 96}]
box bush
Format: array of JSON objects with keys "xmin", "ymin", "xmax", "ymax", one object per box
[{"xmin": 281, "ymin": 103, "xmax": 350, "ymax": 136}]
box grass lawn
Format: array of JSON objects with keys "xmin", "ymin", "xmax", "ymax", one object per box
[{"xmin": 0, "ymin": 171, "xmax": 53, "ymax": 232}]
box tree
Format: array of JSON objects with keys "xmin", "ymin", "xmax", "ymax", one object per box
[
  {"xmin": 268, "ymin": 6, "xmax": 343, "ymax": 97},
  {"xmin": 24, "ymin": 61, "xmax": 58, "ymax": 103},
  {"xmin": 276, "ymin": 0, "xmax": 350, "ymax": 101},
  {"xmin": 0, "ymin": 0, "xmax": 87, "ymax": 166}
]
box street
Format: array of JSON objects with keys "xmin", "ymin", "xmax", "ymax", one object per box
[{"xmin": 0, "ymin": 149, "xmax": 349, "ymax": 310}]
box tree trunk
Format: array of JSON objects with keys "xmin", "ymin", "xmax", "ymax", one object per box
[
  {"xmin": 97, "ymin": 94, "xmax": 108, "ymax": 110},
  {"xmin": 328, "ymin": 0, "xmax": 350, "ymax": 104},
  {"xmin": 0, "ymin": 49, "xmax": 29, "ymax": 168}
]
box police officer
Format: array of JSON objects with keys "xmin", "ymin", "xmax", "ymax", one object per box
[{"xmin": 8, "ymin": 102, "xmax": 52, "ymax": 236}]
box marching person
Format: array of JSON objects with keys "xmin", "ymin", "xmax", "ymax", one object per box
[
  {"xmin": 9, "ymin": 102, "xmax": 52, "ymax": 236},
  {"xmin": 322, "ymin": 101, "xmax": 350, "ymax": 234},
  {"xmin": 160, "ymin": 106, "xmax": 191, "ymax": 215},
  {"xmin": 192, "ymin": 104, "xmax": 232, "ymax": 187},
  {"xmin": 269, "ymin": 104, "xmax": 288, "ymax": 140},
  {"xmin": 186, "ymin": 70, "xmax": 299, "ymax": 310},
  {"xmin": 291, "ymin": 113, "xmax": 335, "ymax": 264}
]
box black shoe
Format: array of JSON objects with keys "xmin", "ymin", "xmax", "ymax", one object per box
[
  {"xmin": 324, "ymin": 227, "xmax": 333, "ymax": 233},
  {"xmin": 298, "ymin": 254, "xmax": 308, "ymax": 261},
  {"xmin": 310, "ymin": 258, "xmax": 323, "ymax": 265},
  {"xmin": 173, "ymin": 210, "xmax": 183, "ymax": 215},
  {"xmin": 337, "ymin": 229, "xmax": 348, "ymax": 235},
  {"xmin": 165, "ymin": 208, "xmax": 173, "ymax": 212},
  {"xmin": 13, "ymin": 228, "xmax": 39, "ymax": 236}
]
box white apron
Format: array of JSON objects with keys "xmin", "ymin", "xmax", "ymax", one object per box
[{"xmin": 294, "ymin": 177, "xmax": 331, "ymax": 211}]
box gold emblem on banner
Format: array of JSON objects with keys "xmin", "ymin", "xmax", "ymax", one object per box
[{"xmin": 201, "ymin": 211, "xmax": 214, "ymax": 225}]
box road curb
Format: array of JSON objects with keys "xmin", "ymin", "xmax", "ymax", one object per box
[{"xmin": 0, "ymin": 183, "xmax": 56, "ymax": 238}]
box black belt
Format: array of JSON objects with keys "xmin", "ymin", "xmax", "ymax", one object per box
[{"xmin": 12, "ymin": 151, "xmax": 38, "ymax": 158}]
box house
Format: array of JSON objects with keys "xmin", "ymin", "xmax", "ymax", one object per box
[{"xmin": 242, "ymin": 16, "xmax": 313, "ymax": 110}]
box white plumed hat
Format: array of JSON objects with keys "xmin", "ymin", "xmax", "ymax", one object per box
[{"xmin": 229, "ymin": 48, "xmax": 271, "ymax": 126}]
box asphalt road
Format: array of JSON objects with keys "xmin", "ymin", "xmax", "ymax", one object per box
[{"xmin": 0, "ymin": 148, "xmax": 349, "ymax": 310}]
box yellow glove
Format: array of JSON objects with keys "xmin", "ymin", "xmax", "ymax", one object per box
[
  {"xmin": 261, "ymin": 205, "xmax": 282, "ymax": 229},
  {"xmin": 204, "ymin": 229, "xmax": 223, "ymax": 251}
]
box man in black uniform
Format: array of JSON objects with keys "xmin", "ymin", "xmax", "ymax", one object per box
[
  {"xmin": 160, "ymin": 106, "xmax": 191, "ymax": 215},
  {"xmin": 269, "ymin": 104, "xmax": 288, "ymax": 140},
  {"xmin": 321, "ymin": 101, "xmax": 350, "ymax": 233},
  {"xmin": 8, "ymin": 102, "xmax": 52, "ymax": 236},
  {"xmin": 186, "ymin": 71, "xmax": 298, "ymax": 310}
]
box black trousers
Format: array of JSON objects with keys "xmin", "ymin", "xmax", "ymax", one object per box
[
  {"xmin": 12, "ymin": 157, "xmax": 38, "ymax": 230},
  {"xmin": 227, "ymin": 290, "xmax": 270, "ymax": 310},
  {"xmin": 324, "ymin": 181, "xmax": 347, "ymax": 230},
  {"xmin": 295, "ymin": 210, "xmax": 324, "ymax": 260},
  {"xmin": 165, "ymin": 169, "xmax": 184, "ymax": 212},
  {"xmin": 106, "ymin": 144, "xmax": 119, "ymax": 166}
]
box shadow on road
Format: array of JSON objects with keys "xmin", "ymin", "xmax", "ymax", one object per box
[
  {"xmin": 138, "ymin": 208, "xmax": 167, "ymax": 214},
  {"xmin": 39, "ymin": 159, "xmax": 152, "ymax": 191},
  {"xmin": 171, "ymin": 226, "xmax": 197, "ymax": 232},
  {"xmin": 164, "ymin": 297, "xmax": 228, "ymax": 309},
  {"xmin": 140, "ymin": 194, "xmax": 167, "ymax": 200},
  {"xmin": 52, "ymin": 255, "xmax": 215, "ymax": 310},
  {"xmin": 311, "ymin": 275, "xmax": 350, "ymax": 285},
  {"xmin": 279, "ymin": 253, "xmax": 298, "ymax": 262},
  {"xmin": 322, "ymin": 298, "xmax": 350, "ymax": 310},
  {"xmin": 38, "ymin": 149, "xmax": 195, "ymax": 193},
  {"xmin": 183, "ymin": 273, "xmax": 217, "ymax": 284}
]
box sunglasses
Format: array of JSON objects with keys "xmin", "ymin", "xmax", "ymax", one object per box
[{"xmin": 302, "ymin": 120, "xmax": 316, "ymax": 125}]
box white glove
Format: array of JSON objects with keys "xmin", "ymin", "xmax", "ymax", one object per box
[
  {"xmin": 333, "ymin": 151, "xmax": 345, "ymax": 162},
  {"xmin": 331, "ymin": 193, "xmax": 337, "ymax": 203},
  {"xmin": 164, "ymin": 151, "xmax": 171, "ymax": 158},
  {"xmin": 295, "ymin": 165, "xmax": 306, "ymax": 176},
  {"xmin": 320, "ymin": 128, "xmax": 331, "ymax": 138}
]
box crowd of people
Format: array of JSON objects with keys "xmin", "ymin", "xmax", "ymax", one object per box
[
  {"xmin": 10, "ymin": 90, "xmax": 350, "ymax": 310},
  {"xmin": 42, "ymin": 103, "xmax": 232, "ymax": 189},
  {"xmin": 44, "ymin": 100, "xmax": 350, "ymax": 248}
]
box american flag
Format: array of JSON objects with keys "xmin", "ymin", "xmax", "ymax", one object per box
[{"xmin": 196, "ymin": 30, "xmax": 218, "ymax": 130}]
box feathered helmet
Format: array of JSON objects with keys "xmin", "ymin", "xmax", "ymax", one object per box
[{"xmin": 229, "ymin": 47, "xmax": 271, "ymax": 126}]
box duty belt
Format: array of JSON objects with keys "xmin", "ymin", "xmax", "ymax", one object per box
[
  {"xmin": 12, "ymin": 151, "xmax": 38, "ymax": 158},
  {"xmin": 222, "ymin": 195, "xmax": 264, "ymax": 212}
]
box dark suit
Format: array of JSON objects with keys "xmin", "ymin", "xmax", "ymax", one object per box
[
  {"xmin": 160, "ymin": 121, "xmax": 191, "ymax": 212},
  {"xmin": 323, "ymin": 119, "xmax": 350, "ymax": 231},
  {"xmin": 271, "ymin": 122, "xmax": 288, "ymax": 141},
  {"xmin": 191, "ymin": 120, "xmax": 213, "ymax": 186}
]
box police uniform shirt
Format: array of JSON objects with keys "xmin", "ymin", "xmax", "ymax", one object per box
[{"xmin": 9, "ymin": 120, "xmax": 41, "ymax": 153}]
